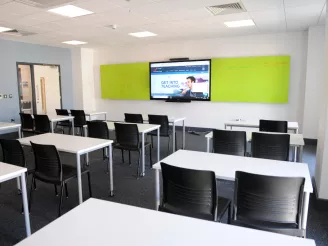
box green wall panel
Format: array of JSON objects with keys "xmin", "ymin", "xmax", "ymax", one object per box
[
  {"xmin": 100, "ymin": 62, "xmax": 149, "ymax": 100},
  {"xmin": 211, "ymin": 56, "xmax": 290, "ymax": 103}
]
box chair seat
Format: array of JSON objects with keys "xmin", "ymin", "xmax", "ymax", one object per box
[
  {"xmin": 57, "ymin": 121, "xmax": 72, "ymax": 127},
  {"xmin": 34, "ymin": 164, "xmax": 89, "ymax": 185},
  {"xmin": 231, "ymin": 219, "xmax": 304, "ymax": 237},
  {"xmin": 159, "ymin": 196, "xmax": 231, "ymax": 222},
  {"xmin": 113, "ymin": 141, "xmax": 151, "ymax": 151}
]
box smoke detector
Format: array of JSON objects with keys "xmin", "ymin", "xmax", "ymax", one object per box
[{"xmin": 205, "ymin": 2, "xmax": 247, "ymax": 16}]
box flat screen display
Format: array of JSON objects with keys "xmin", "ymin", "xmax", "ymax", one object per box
[{"xmin": 150, "ymin": 60, "xmax": 211, "ymax": 101}]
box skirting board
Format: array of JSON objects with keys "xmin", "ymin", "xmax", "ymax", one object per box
[{"xmin": 312, "ymin": 178, "xmax": 328, "ymax": 211}]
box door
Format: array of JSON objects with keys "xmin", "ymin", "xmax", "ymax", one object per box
[
  {"xmin": 33, "ymin": 65, "xmax": 61, "ymax": 115},
  {"xmin": 17, "ymin": 64, "xmax": 34, "ymax": 114}
]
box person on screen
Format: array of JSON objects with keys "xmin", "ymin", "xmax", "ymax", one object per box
[{"xmin": 181, "ymin": 76, "xmax": 195, "ymax": 97}]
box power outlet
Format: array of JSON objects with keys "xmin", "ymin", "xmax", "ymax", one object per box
[{"xmin": 11, "ymin": 119, "xmax": 15, "ymax": 122}]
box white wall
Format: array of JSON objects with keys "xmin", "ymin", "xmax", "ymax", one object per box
[
  {"xmin": 92, "ymin": 31, "xmax": 308, "ymax": 130},
  {"xmin": 33, "ymin": 65, "xmax": 61, "ymax": 115},
  {"xmin": 303, "ymin": 26, "xmax": 326, "ymax": 139}
]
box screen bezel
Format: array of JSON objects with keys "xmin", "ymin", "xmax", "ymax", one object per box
[{"xmin": 149, "ymin": 59, "xmax": 212, "ymax": 101}]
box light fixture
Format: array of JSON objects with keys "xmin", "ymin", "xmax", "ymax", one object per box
[
  {"xmin": 129, "ymin": 31, "xmax": 157, "ymax": 38},
  {"xmin": 224, "ymin": 19, "xmax": 255, "ymax": 28},
  {"xmin": 48, "ymin": 5, "xmax": 93, "ymax": 18},
  {"xmin": 62, "ymin": 40, "xmax": 87, "ymax": 45},
  {"xmin": 0, "ymin": 26, "xmax": 13, "ymax": 33}
]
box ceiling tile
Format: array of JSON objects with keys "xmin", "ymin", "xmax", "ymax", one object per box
[
  {"xmin": 71, "ymin": 0, "xmax": 121, "ymax": 13},
  {"xmin": 0, "ymin": 1, "xmax": 41, "ymax": 16},
  {"xmin": 249, "ymin": 8, "xmax": 286, "ymax": 32},
  {"xmin": 284, "ymin": 0, "xmax": 325, "ymax": 7},
  {"xmin": 242, "ymin": 0, "xmax": 284, "ymax": 11},
  {"xmin": 286, "ymin": 4, "xmax": 323, "ymax": 30}
]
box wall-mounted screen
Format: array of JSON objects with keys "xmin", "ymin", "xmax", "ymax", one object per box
[{"xmin": 150, "ymin": 60, "xmax": 211, "ymax": 101}]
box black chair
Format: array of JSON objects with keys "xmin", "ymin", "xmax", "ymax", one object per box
[
  {"xmin": 148, "ymin": 114, "xmax": 177, "ymax": 155},
  {"xmin": 232, "ymin": 171, "xmax": 305, "ymax": 237},
  {"xmin": 55, "ymin": 109, "xmax": 72, "ymax": 133},
  {"xmin": 34, "ymin": 115, "xmax": 51, "ymax": 134},
  {"xmin": 259, "ymin": 119, "xmax": 288, "ymax": 133},
  {"xmin": 124, "ymin": 113, "xmax": 144, "ymax": 124},
  {"xmin": 251, "ymin": 132, "xmax": 290, "ymax": 161},
  {"xmin": 113, "ymin": 123, "xmax": 152, "ymax": 175},
  {"xmin": 212, "ymin": 129, "xmax": 247, "ymax": 156},
  {"xmin": 29, "ymin": 142, "xmax": 92, "ymax": 217},
  {"xmin": 0, "ymin": 139, "xmax": 36, "ymax": 189},
  {"xmin": 87, "ymin": 121, "xmax": 110, "ymax": 172},
  {"xmin": 159, "ymin": 163, "xmax": 231, "ymax": 222},
  {"xmin": 19, "ymin": 113, "xmax": 34, "ymax": 136},
  {"xmin": 70, "ymin": 110, "xmax": 87, "ymax": 136}
]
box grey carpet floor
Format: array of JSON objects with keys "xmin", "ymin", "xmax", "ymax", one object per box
[{"xmin": 0, "ymin": 130, "xmax": 327, "ymax": 246}]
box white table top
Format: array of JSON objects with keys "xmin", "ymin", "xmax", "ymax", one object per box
[
  {"xmin": 205, "ymin": 130, "xmax": 304, "ymax": 147},
  {"xmin": 15, "ymin": 198, "xmax": 316, "ymax": 246},
  {"xmin": 225, "ymin": 120, "xmax": 299, "ymax": 130},
  {"xmin": 153, "ymin": 150, "xmax": 313, "ymax": 193},
  {"xmin": 48, "ymin": 115, "xmax": 74, "ymax": 122},
  {"xmin": 19, "ymin": 133, "xmax": 113, "ymax": 155},
  {"xmin": 85, "ymin": 111, "xmax": 107, "ymax": 116},
  {"xmin": 0, "ymin": 162, "xmax": 26, "ymax": 183},
  {"xmin": 0, "ymin": 122, "xmax": 21, "ymax": 131},
  {"xmin": 106, "ymin": 121, "xmax": 160, "ymax": 134},
  {"xmin": 142, "ymin": 115, "xmax": 186, "ymax": 123}
]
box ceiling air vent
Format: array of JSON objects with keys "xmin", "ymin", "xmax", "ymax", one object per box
[
  {"xmin": 14, "ymin": 0, "xmax": 74, "ymax": 8},
  {"xmin": 1, "ymin": 29, "xmax": 36, "ymax": 37},
  {"xmin": 205, "ymin": 2, "xmax": 247, "ymax": 16}
]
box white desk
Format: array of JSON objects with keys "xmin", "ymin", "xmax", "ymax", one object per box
[
  {"xmin": 48, "ymin": 115, "xmax": 75, "ymax": 135},
  {"xmin": 205, "ymin": 130, "xmax": 304, "ymax": 162},
  {"xmin": 105, "ymin": 122, "xmax": 161, "ymax": 176},
  {"xmin": 15, "ymin": 198, "xmax": 316, "ymax": 246},
  {"xmin": 86, "ymin": 111, "xmax": 107, "ymax": 121},
  {"xmin": 0, "ymin": 162, "xmax": 30, "ymax": 236},
  {"xmin": 153, "ymin": 150, "xmax": 313, "ymax": 231},
  {"xmin": 224, "ymin": 120, "xmax": 299, "ymax": 133},
  {"xmin": 19, "ymin": 133, "xmax": 114, "ymax": 203},
  {"xmin": 143, "ymin": 115, "xmax": 186, "ymax": 152},
  {"xmin": 0, "ymin": 122, "xmax": 21, "ymax": 138}
]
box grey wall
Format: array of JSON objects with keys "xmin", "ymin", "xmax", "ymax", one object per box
[{"xmin": 0, "ymin": 39, "xmax": 73, "ymax": 122}]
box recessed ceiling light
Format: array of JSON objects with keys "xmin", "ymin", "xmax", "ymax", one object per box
[
  {"xmin": 48, "ymin": 5, "xmax": 93, "ymax": 18},
  {"xmin": 62, "ymin": 40, "xmax": 87, "ymax": 45},
  {"xmin": 129, "ymin": 31, "xmax": 157, "ymax": 38},
  {"xmin": 0, "ymin": 26, "xmax": 13, "ymax": 33},
  {"xmin": 224, "ymin": 19, "xmax": 255, "ymax": 28}
]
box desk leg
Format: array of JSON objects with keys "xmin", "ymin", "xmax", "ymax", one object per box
[
  {"xmin": 21, "ymin": 173, "xmax": 31, "ymax": 236},
  {"xmin": 18, "ymin": 126, "xmax": 22, "ymax": 139},
  {"xmin": 298, "ymin": 146, "xmax": 303, "ymax": 163},
  {"xmin": 157, "ymin": 128, "xmax": 160, "ymax": 162},
  {"xmin": 51, "ymin": 121, "xmax": 54, "ymax": 133},
  {"xmin": 224, "ymin": 124, "xmax": 227, "ymax": 130},
  {"xmin": 108, "ymin": 145, "xmax": 114, "ymax": 196},
  {"xmin": 172, "ymin": 121, "xmax": 176, "ymax": 152},
  {"xmin": 76, "ymin": 154, "xmax": 83, "ymax": 204},
  {"xmin": 84, "ymin": 127, "xmax": 89, "ymax": 165},
  {"xmin": 301, "ymin": 192, "xmax": 310, "ymax": 233},
  {"xmin": 155, "ymin": 169, "xmax": 160, "ymax": 210},
  {"xmin": 206, "ymin": 137, "xmax": 210, "ymax": 153},
  {"xmin": 294, "ymin": 146, "xmax": 297, "ymax": 162},
  {"xmin": 71, "ymin": 119, "xmax": 75, "ymax": 135},
  {"xmin": 16, "ymin": 126, "xmax": 23, "ymax": 193},
  {"xmin": 141, "ymin": 133, "xmax": 145, "ymax": 176},
  {"xmin": 182, "ymin": 120, "xmax": 185, "ymax": 150}
]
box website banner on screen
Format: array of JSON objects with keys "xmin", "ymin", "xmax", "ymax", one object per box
[{"xmin": 150, "ymin": 60, "xmax": 211, "ymax": 101}]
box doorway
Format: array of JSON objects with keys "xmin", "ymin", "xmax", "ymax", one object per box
[{"xmin": 17, "ymin": 63, "xmax": 62, "ymax": 115}]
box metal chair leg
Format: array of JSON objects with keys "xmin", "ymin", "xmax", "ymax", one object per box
[
  {"xmin": 137, "ymin": 151, "xmax": 141, "ymax": 178},
  {"xmin": 129, "ymin": 151, "xmax": 131, "ymax": 165},
  {"xmin": 54, "ymin": 185, "xmax": 58, "ymax": 196},
  {"xmin": 58, "ymin": 183, "xmax": 64, "ymax": 217},
  {"xmin": 28, "ymin": 176, "xmax": 35, "ymax": 213},
  {"xmin": 64, "ymin": 183, "xmax": 68, "ymax": 198},
  {"xmin": 175, "ymin": 132, "xmax": 178, "ymax": 151},
  {"xmin": 33, "ymin": 178, "xmax": 37, "ymax": 190},
  {"xmin": 227, "ymin": 204, "xmax": 231, "ymax": 224},
  {"xmin": 151, "ymin": 135, "xmax": 154, "ymax": 148},
  {"xmin": 149, "ymin": 145, "xmax": 153, "ymax": 168},
  {"xmin": 167, "ymin": 136, "xmax": 171, "ymax": 156},
  {"xmin": 87, "ymin": 172, "xmax": 92, "ymax": 197},
  {"xmin": 121, "ymin": 149, "xmax": 124, "ymax": 163}
]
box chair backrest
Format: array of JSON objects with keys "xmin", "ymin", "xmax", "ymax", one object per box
[
  {"xmin": 34, "ymin": 114, "xmax": 51, "ymax": 133},
  {"xmin": 0, "ymin": 139, "xmax": 26, "ymax": 167},
  {"xmin": 124, "ymin": 113, "xmax": 143, "ymax": 124},
  {"xmin": 70, "ymin": 110, "xmax": 86, "ymax": 127},
  {"xmin": 234, "ymin": 171, "xmax": 305, "ymax": 225},
  {"xmin": 148, "ymin": 115, "xmax": 169, "ymax": 135},
  {"xmin": 114, "ymin": 123, "xmax": 139, "ymax": 148},
  {"xmin": 56, "ymin": 109, "xmax": 69, "ymax": 116},
  {"xmin": 160, "ymin": 162, "xmax": 217, "ymax": 220},
  {"xmin": 259, "ymin": 119, "xmax": 288, "ymax": 133},
  {"xmin": 212, "ymin": 129, "xmax": 246, "ymax": 156},
  {"xmin": 87, "ymin": 121, "xmax": 109, "ymax": 139},
  {"xmin": 30, "ymin": 142, "xmax": 62, "ymax": 181},
  {"xmin": 19, "ymin": 113, "xmax": 34, "ymax": 130},
  {"xmin": 251, "ymin": 132, "xmax": 290, "ymax": 161}
]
